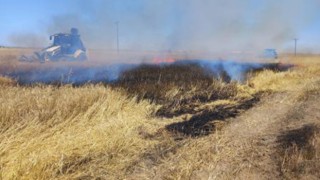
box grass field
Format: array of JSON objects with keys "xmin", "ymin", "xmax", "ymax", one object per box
[{"xmin": 0, "ymin": 48, "xmax": 319, "ymax": 179}]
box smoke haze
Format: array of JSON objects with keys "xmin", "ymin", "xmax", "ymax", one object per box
[
  {"xmin": 5, "ymin": 60, "xmax": 280, "ymax": 85},
  {"xmin": 8, "ymin": 33, "xmax": 48, "ymax": 48},
  {"xmin": 5, "ymin": 0, "xmax": 320, "ymax": 52}
]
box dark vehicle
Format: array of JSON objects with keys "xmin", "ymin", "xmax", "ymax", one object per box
[{"xmin": 20, "ymin": 28, "xmax": 87, "ymax": 62}]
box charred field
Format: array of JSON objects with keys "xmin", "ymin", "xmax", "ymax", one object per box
[
  {"xmin": 1, "ymin": 56, "xmax": 286, "ymax": 136},
  {"xmin": 0, "ymin": 48, "xmax": 320, "ymax": 179}
]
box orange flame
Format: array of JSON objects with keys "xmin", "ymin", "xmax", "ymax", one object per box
[{"xmin": 153, "ymin": 56, "xmax": 175, "ymax": 64}]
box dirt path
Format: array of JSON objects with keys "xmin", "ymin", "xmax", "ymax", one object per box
[
  {"xmin": 208, "ymin": 80, "xmax": 320, "ymax": 179},
  {"xmin": 128, "ymin": 79, "xmax": 320, "ymax": 180}
]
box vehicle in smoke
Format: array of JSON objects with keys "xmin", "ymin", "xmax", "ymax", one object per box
[
  {"xmin": 261, "ymin": 48, "xmax": 278, "ymax": 62},
  {"xmin": 20, "ymin": 28, "xmax": 87, "ymax": 62}
]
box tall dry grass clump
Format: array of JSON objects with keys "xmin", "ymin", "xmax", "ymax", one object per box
[
  {"xmin": 0, "ymin": 82, "xmax": 167, "ymax": 179},
  {"xmin": 0, "ymin": 76, "xmax": 16, "ymax": 87},
  {"xmin": 249, "ymin": 65, "xmax": 320, "ymax": 92},
  {"xmin": 277, "ymin": 125, "xmax": 320, "ymax": 179}
]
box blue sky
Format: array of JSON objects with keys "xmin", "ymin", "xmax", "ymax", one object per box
[
  {"xmin": 0, "ymin": 0, "xmax": 319, "ymax": 53},
  {"xmin": 0, "ymin": 1, "xmax": 68, "ymax": 34}
]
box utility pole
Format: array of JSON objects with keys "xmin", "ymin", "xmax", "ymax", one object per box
[
  {"xmin": 115, "ymin": 21, "xmax": 119, "ymax": 53},
  {"xmin": 294, "ymin": 38, "xmax": 298, "ymax": 56}
]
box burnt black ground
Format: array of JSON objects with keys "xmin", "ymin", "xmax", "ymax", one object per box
[{"xmin": 2, "ymin": 60, "xmax": 292, "ymax": 85}]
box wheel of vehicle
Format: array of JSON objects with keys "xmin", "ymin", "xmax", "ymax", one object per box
[
  {"xmin": 73, "ymin": 50, "xmax": 87, "ymax": 61},
  {"xmin": 43, "ymin": 53, "xmax": 50, "ymax": 62}
]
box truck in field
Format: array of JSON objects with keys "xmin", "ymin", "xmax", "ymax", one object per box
[{"xmin": 20, "ymin": 28, "xmax": 87, "ymax": 62}]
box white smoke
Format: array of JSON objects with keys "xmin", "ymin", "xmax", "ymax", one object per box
[{"xmin": 6, "ymin": 0, "xmax": 320, "ymax": 52}]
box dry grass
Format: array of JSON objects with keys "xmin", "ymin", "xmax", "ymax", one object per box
[
  {"xmin": 114, "ymin": 63, "xmax": 242, "ymax": 117},
  {"xmin": 0, "ymin": 84, "xmax": 165, "ymax": 179},
  {"xmin": 277, "ymin": 124, "xmax": 320, "ymax": 179},
  {"xmin": 274, "ymin": 78, "xmax": 320, "ymax": 179},
  {"xmin": 0, "ymin": 50, "xmax": 320, "ymax": 179}
]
